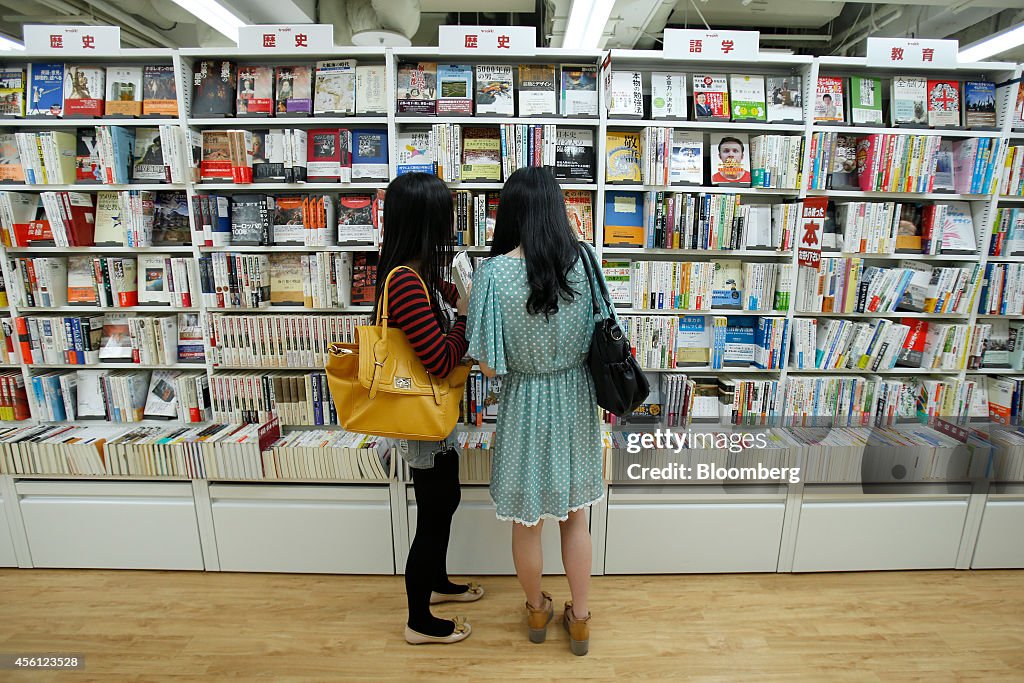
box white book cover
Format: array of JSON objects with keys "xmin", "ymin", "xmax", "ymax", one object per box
[
  {"xmin": 104, "ymin": 66, "xmax": 143, "ymax": 115},
  {"xmin": 941, "ymin": 202, "xmax": 977, "ymax": 253},
  {"xmin": 605, "ymin": 70, "xmax": 643, "ymax": 118},
  {"xmin": 560, "ymin": 64, "xmax": 598, "ymax": 117},
  {"xmin": 355, "ymin": 65, "xmax": 386, "ymax": 114},
  {"xmin": 144, "ymin": 370, "xmax": 180, "ymax": 419},
  {"xmin": 314, "ymin": 60, "xmax": 356, "ymax": 115},
  {"xmin": 137, "ymin": 254, "xmax": 170, "ymax": 304},
  {"xmin": 650, "ymin": 72, "xmax": 687, "ymax": 119},
  {"xmin": 692, "ymin": 74, "xmax": 730, "ymax": 120},
  {"xmin": 451, "ymin": 251, "xmax": 474, "ymax": 301},
  {"xmin": 670, "ymin": 130, "xmax": 703, "ymax": 185},
  {"xmin": 766, "ymin": 75, "xmax": 802, "ymax": 122},
  {"xmin": 891, "ymin": 76, "xmax": 928, "ymax": 126},
  {"xmin": 474, "ymin": 65, "xmax": 514, "ymax": 116}
]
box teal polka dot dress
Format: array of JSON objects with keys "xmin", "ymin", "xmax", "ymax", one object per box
[{"xmin": 466, "ymin": 245, "xmax": 604, "ymax": 526}]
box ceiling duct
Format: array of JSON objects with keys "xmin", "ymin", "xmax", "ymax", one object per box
[{"xmin": 323, "ymin": 0, "xmax": 421, "ymax": 47}]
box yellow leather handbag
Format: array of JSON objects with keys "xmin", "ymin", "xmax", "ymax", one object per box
[{"xmin": 325, "ymin": 266, "xmax": 472, "ymax": 440}]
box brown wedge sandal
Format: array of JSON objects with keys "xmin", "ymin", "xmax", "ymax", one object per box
[
  {"xmin": 525, "ymin": 591, "xmax": 554, "ymax": 643},
  {"xmin": 562, "ymin": 601, "xmax": 591, "ymax": 656}
]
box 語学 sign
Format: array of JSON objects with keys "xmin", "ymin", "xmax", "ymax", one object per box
[{"xmin": 663, "ymin": 29, "xmax": 760, "ymax": 61}]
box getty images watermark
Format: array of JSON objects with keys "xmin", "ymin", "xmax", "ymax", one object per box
[{"xmin": 623, "ymin": 428, "xmax": 801, "ymax": 484}]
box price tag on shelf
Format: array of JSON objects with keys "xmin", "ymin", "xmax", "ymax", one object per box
[
  {"xmin": 663, "ymin": 29, "xmax": 759, "ymax": 61},
  {"xmin": 23, "ymin": 25, "xmax": 120, "ymax": 54},
  {"xmin": 438, "ymin": 25, "xmax": 536, "ymax": 54},
  {"xmin": 238, "ymin": 25, "xmax": 334, "ymax": 53},
  {"xmin": 866, "ymin": 38, "xmax": 958, "ymax": 69},
  {"xmin": 798, "ymin": 197, "xmax": 828, "ymax": 269}
]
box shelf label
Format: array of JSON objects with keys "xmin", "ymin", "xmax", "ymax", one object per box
[
  {"xmin": 438, "ymin": 25, "xmax": 536, "ymax": 54},
  {"xmin": 238, "ymin": 24, "xmax": 334, "ymax": 52},
  {"xmin": 663, "ymin": 29, "xmax": 759, "ymax": 61},
  {"xmin": 866, "ymin": 38, "xmax": 958, "ymax": 69},
  {"xmin": 798, "ymin": 197, "xmax": 828, "ymax": 269},
  {"xmin": 23, "ymin": 25, "xmax": 120, "ymax": 53}
]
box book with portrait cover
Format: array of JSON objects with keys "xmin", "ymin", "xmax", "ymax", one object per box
[
  {"xmin": 691, "ymin": 73, "xmax": 729, "ymax": 122},
  {"xmin": 710, "ymin": 133, "xmax": 752, "ymax": 187},
  {"xmin": 814, "ymin": 76, "xmax": 845, "ymax": 123},
  {"xmin": 396, "ymin": 62, "xmax": 437, "ymax": 115},
  {"xmin": 275, "ymin": 65, "xmax": 312, "ymax": 116},
  {"xmin": 0, "ymin": 69, "xmax": 24, "ymax": 117},
  {"xmin": 63, "ymin": 66, "xmax": 104, "ymax": 117},
  {"xmin": 192, "ymin": 60, "xmax": 236, "ymax": 117},
  {"xmin": 143, "ymin": 65, "xmax": 178, "ymax": 117},
  {"xmin": 236, "ymin": 65, "xmax": 274, "ymax": 117}
]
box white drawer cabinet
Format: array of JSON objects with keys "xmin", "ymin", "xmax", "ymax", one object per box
[
  {"xmin": 604, "ymin": 485, "xmax": 787, "ymax": 573},
  {"xmin": 972, "ymin": 485, "xmax": 1024, "ymax": 569},
  {"xmin": 17, "ymin": 481, "xmax": 204, "ymax": 570},
  {"xmin": 0, "ymin": 486, "xmax": 17, "ymax": 567},
  {"xmin": 210, "ymin": 484, "xmax": 395, "ymax": 574}
]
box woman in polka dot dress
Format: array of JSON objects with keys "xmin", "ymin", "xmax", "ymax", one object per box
[{"xmin": 467, "ymin": 167, "xmax": 607, "ymax": 656}]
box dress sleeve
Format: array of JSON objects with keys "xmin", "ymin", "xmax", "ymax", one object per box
[
  {"xmin": 466, "ymin": 263, "xmax": 508, "ymax": 375},
  {"xmin": 387, "ymin": 269, "xmax": 468, "ymax": 379},
  {"xmin": 581, "ymin": 241, "xmax": 619, "ymax": 325}
]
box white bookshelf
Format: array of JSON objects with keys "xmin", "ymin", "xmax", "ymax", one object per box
[{"xmin": 0, "ymin": 44, "xmax": 1021, "ymax": 576}]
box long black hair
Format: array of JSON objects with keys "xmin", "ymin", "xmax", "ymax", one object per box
[
  {"xmin": 490, "ymin": 167, "xmax": 579, "ymax": 317},
  {"xmin": 374, "ymin": 173, "xmax": 454, "ymax": 328}
]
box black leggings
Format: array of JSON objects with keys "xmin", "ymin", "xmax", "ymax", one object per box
[{"xmin": 406, "ymin": 449, "xmax": 461, "ymax": 628}]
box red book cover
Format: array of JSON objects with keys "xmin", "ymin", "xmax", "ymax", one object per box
[
  {"xmin": 14, "ymin": 317, "xmax": 33, "ymax": 364},
  {"xmin": 200, "ymin": 130, "xmax": 234, "ymax": 181},
  {"xmin": 307, "ymin": 128, "xmax": 342, "ymax": 182},
  {"xmin": 856, "ymin": 135, "xmax": 877, "ymax": 192},
  {"xmin": 926, "ymin": 80, "xmax": 960, "ymax": 127},
  {"xmin": 895, "ymin": 318, "xmax": 929, "ymax": 367},
  {"xmin": 63, "ymin": 66, "xmax": 105, "ymax": 117},
  {"xmin": 11, "ymin": 375, "xmax": 30, "ymax": 421},
  {"xmin": 63, "ymin": 192, "xmax": 96, "ymax": 246}
]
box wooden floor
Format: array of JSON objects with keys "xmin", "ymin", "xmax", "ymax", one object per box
[{"xmin": 0, "ymin": 569, "xmax": 1021, "ymax": 682}]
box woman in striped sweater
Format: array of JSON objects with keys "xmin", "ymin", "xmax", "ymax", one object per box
[{"xmin": 374, "ymin": 173, "xmax": 482, "ymax": 645}]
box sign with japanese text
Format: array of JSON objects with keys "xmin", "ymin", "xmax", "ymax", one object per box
[
  {"xmin": 866, "ymin": 38, "xmax": 958, "ymax": 69},
  {"xmin": 798, "ymin": 197, "xmax": 828, "ymax": 269},
  {"xmin": 438, "ymin": 25, "xmax": 536, "ymax": 55},
  {"xmin": 23, "ymin": 25, "xmax": 120, "ymax": 54},
  {"xmin": 238, "ymin": 25, "xmax": 334, "ymax": 53},
  {"xmin": 663, "ymin": 29, "xmax": 759, "ymax": 61}
]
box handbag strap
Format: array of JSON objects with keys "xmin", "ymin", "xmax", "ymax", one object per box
[
  {"xmin": 377, "ymin": 265, "xmax": 433, "ymax": 334},
  {"xmin": 577, "ymin": 243, "xmax": 612, "ymax": 320}
]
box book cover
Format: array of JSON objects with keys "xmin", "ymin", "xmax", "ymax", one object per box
[
  {"xmin": 766, "ymin": 75, "xmax": 802, "ymax": 122},
  {"xmin": 560, "ymin": 64, "xmax": 598, "ymax": 117},
  {"xmin": 676, "ymin": 316, "xmax": 711, "ymax": 366},
  {"xmin": 729, "ymin": 74, "xmax": 766, "ymax": 122},
  {"xmin": 710, "ymin": 133, "xmax": 752, "ymax": 186},
  {"xmin": 602, "ymin": 260, "xmax": 632, "ymax": 306},
  {"xmin": 105, "ymin": 66, "xmax": 143, "ymax": 117},
  {"xmin": 849, "ymin": 76, "xmax": 883, "ymax": 125},
  {"xmin": 814, "ymin": 76, "xmax": 845, "ymax": 123},
  {"xmin": 63, "ymin": 66, "xmax": 104, "ymax": 117},
  {"xmin": 436, "ymin": 64, "xmax": 473, "ymax": 115},
  {"xmin": 396, "ymin": 62, "xmax": 437, "ymax": 115},
  {"xmin": 941, "ymin": 201, "xmax": 977, "ymax": 254},
  {"xmin": 142, "ymin": 65, "xmax": 178, "ymax": 117},
  {"xmin": 230, "ymin": 194, "xmax": 271, "ymax": 245},
  {"xmin": 963, "ymin": 81, "xmax": 997, "ymax": 128},
  {"xmin": 451, "ymin": 251, "xmax": 474, "ymax": 301},
  {"xmin": 828, "ymin": 134, "xmax": 858, "ymax": 190},
  {"xmin": 27, "ymin": 63, "xmax": 64, "ymax": 117},
  {"xmin": 269, "ymin": 253, "xmax": 305, "ymax": 304},
  {"xmin": 132, "ymin": 128, "xmax": 168, "ymax": 183},
  {"xmin": 0, "ymin": 69, "xmax": 24, "ymax": 116},
  {"xmin": 75, "ymin": 128, "xmax": 102, "ymax": 183},
  {"xmin": 927, "ymin": 80, "xmax": 960, "ymax": 128},
  {"xmin": 603, "ymin": 190, "xmax": 644, "ymax": 247},
  {"xmin": 712, "ymin": 260, "xmax": 744, "ymax": 308},
  {"xmin": 605, "ymin": 131, "xmax": 641, "ymax": 183},
  {"xmin": 564, "ymin": 190, "xmax": 594, "ymax": 241},
  {"xmin": 691, "ymin": 74, "xmax": 729, "ymax": 121},
  {"xmin": 337, "ymin": 195, "xmax": 375, "ymax": 243},
  {"xmin": 474, "ymin": 65, "xmax": 514, "ymax": 116},
  {"xmin": 351, "ymin": 129, "xmax": 389, "ymax": 181},
  {"xmin": 396, "ymin": 129, "xmax": 434, "ymax": 175},
  {"xmin": 355, "ymin": 65, "xmax": 387, "ymax": 115},
  {"xmin": 313, "ymin": 60, "xmax": 356, "ymax": 115},
  {"xmin": 933, "ymin": 139, "xmax": 955, "ymax": 192},
  {"xmin": 236, "ymin": 65, "xmax": 274, "ymax": 116},
  {"xmin": 192, "ymin": 60, "xmax": 236, "ymax": 117},
  {"xmin": 670, "ymin": 130, "xmax": 703, "ymax": 185},
  {"xmin": 0, "ymin": 134, "xmax": 25, "ymax": 182},
  {"xmin": 553, "ymin": 128, "xmax": 595, "ymax": 181},
  {"xmin": 460, "ymin": 127, "xmax": 501, "ymax": 181},
  {"xmin": 894, "ymin": 203, "xmax": 924, "ymax": 253},
  {"xmin": 152, "ymin": 191, "xmax": 190, "ymax": 245},
  {"xmin": 517, "ymin": 64, "xmax": 557, "ymax": 117},
  {"xmin": 604, "ymin": 69, "xmax": 644, "ymax": 118},
  {"xmin": 891, "ymin": 76, "xmax": 928, "ymax": 126},
  {"xmin": 270, "ymin": 195, "xmax": 305, "ymax": 244},
  {"xmin": 200, "ymin": 130, "xmax": 233, "ymax": 181},
  {"xmin": 275, "ymin": 65, "xmax": 312, "ymax": 116},
  {"xmin": 306, "ymin": 128, "xmax": 348, "ymax": 182},
  {"xmin": 650, "ymin": 72, "xmax": 687, "ymax": 119}
]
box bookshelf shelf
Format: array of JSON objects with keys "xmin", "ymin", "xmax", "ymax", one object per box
[
  {"xmin": 797, "ymin": 311, "xmax": 969, "ymax": 319},
  {"xmin": 806, "ymin": 189, "xmax": 991, "ymax": 201},
  {"xmin": 977, "ymin": 314, "xmax": 1024, "ymax": 320},
  {"xmin": 827, "ymin": 253, "xmax": 981, "ymax": 261},
  {"xmin": 998, "ymin": 196, "xmax": 1024, "ymax": 203},
  {"xmin": 602, "ymin": 247, "xmax": 793, "ymax": 258},
  {"xmin": 188, "ymin": 117, "xmax": 390, "ymax": 127},
  {"xmin": 21, "ymin": 306, "xmax": 202, "ymax": 313},
  {"xmin": 966, "ymin": 368, "xmax": 1024, "ymax": 374},
  {"xmin": 1, "ymin": 184, "xmax": 187, "ymax": 191},
  {"xmin": 446, "ymin": 181, "xmax": 597, "ymax": 190},
  {"xmin": 608, "ymin": 184, "xmax": 799, "ymax": 195},
  {"xmin": 605, "ymin": 118, "xmax": 805, "ymax": 132},
  {"xmin": 26, "ymin": 363, "xmax": 207, "ymax": 370},
  {"xmin": 787, "ymin": 368, "xmax": 960, "ymax": 375},
  {"xmin": 811, "ymin": 124, "xmax": 1003, "ymax": 138},
  {"xmin": 4, "ymin": 246, "xmax": 195, "ymax": 253},
  {"xmin": 195, "ymin": 182, "xmax": 387, "ymax": 191},
  {"xmin": 209, "ymin": 306, "xmax": 373, "ymax": 313},
  {"xmin": 986, "ymin": 256, "xmax": 1024, "ymax": 263},
  {"xmin": 395, "ymin": 116, "xmax": 600, "ymax": 127},
  {"xmin": 619, "ymin": 308, "xmax": 789, "ymax": 316},
  {"xmin": 0, "ymin": 118, "xmax": 186, "ymax": 128},
  {"xmin": 641, "ymin": 367, "xmax": 780, "ymax": 374},
  {"xmin": 199, "ymin": 245, "xmax": 376, "ymax": 253}
]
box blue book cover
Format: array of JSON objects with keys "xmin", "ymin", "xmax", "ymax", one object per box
[
  {"xmin": 603, "ymin": 191, "xmax": 644, "ymax": 247},
  {"xmin": 396, "ymin": 129, "xmax": 434, "ymax": 175},
  {"xmin": 352, "ymin": 129, "xmax": 389, "ymax": 180},
  {"xmin": 723, "ymin": 315, "xmax": 756, "ymax": 367},
  {"xmin": 964, "ymin": 81, "xmax": 997, "ymax": 128},
  {"xmin": 28, "ymin": 62, "xmax": 64, "ymax": 117},
  {"xmin": 109, "ymin": 126, "xmax": 136, "ymax": 184}
]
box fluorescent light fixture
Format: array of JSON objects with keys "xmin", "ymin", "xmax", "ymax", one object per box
[
  {"xmin": 562, "ymin": 0, "xmax": 616, "ymax": 49},
  {"xmin": 959, "ymin": 21, "xmax": 1024, "ymax": 62},
  {"xmin": 169, "ymin": 0, "xmax": 245, "ymax": 44},
  {"xmin": 0, "ymin": 35, "xmax": 25, "ymax": 51}
]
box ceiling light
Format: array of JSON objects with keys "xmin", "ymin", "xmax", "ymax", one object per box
[
  {"xmin": 959, "ymin": 21, "xmax": 1024, "ymax": 62},
  {"xmin": 563, "ymin": 0, "xmax": 616, "ymax": 50},
  {"xmin": 169, "ymin": 0, "xmax": 245, "ymax": 44},
  {"xmin": 0, "ymin": 35, "xmax": 24, "ymax": 51}
]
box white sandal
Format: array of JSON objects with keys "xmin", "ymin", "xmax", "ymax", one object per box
[{"xmin": 404, "ymin": 616, "xmax": 472, "ymax": 645}]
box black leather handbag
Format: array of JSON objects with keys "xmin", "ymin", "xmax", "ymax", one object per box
[{"xmin": 577, "ymin": 244, "xmax": 650, "ymax": 416}]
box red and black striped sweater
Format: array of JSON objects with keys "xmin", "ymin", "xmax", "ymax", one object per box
[{"xmin": 385, "ymin": 268, "xmax": 468, "ymax": 379}]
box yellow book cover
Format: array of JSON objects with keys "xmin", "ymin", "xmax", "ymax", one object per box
[{"xmin": 605, "ymin": 131, "xmax": 641, "ymax": 183}]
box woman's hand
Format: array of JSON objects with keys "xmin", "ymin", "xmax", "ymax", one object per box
[{"xmin": 456, "ymin": 283, "xmax": 472, "ymax": 316}]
